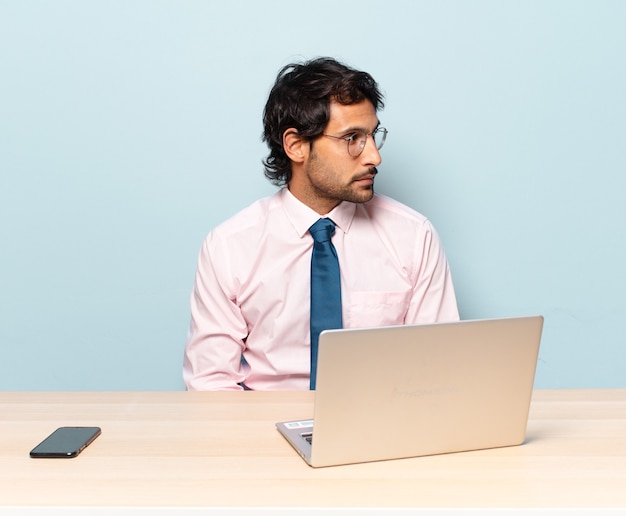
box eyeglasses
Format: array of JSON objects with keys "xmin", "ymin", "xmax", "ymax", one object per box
[{"xmin": 322, "ymin": 127, "xmax": 388, "ymax": 157}]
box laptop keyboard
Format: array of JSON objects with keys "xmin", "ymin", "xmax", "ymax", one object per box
[{"xmin": 302, "ymin": 432, "xmax": 313, "ymax": 444}]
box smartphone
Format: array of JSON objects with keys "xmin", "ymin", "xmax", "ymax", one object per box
[{"xmin": 29, "ymin": 426, "xmax": 102, "ymax": 458}]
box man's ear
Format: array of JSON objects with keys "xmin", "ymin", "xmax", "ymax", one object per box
[{"xmin": 282, "ymin": 128, "xmax": 309, "ymax": 163}]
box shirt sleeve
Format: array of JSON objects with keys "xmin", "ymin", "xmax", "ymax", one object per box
[
  {"xmin": 183, "ymin": 234, "xmax": 249, "ymax": 390},
  {"xmin": 405, "ymin": 221, "xmax": 460, "ymax": 324}
]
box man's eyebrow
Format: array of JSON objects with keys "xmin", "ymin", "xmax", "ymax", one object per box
[{"xmin": 336, "ymin": 121, "xmax": 381, "ymax": 134}]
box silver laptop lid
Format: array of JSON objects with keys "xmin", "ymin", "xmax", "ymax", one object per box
[{"xmin": 307, "ymin": 316, "xmax": 543, "ymax": 467}]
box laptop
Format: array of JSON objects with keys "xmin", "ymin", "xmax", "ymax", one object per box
[{"xmin": 276, "ymin": 315, "xmax": 543, "ymax": 468}]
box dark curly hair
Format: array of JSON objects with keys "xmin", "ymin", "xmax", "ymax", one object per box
[{"xmin": 262, "ymin": 57, "xmax": 385, "ymax": 186}]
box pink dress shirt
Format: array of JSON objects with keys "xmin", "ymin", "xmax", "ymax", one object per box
[{"xmin": 183, "ymin": 188, "xmax": 459, "ymax": 390}]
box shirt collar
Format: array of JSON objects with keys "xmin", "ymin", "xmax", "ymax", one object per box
[{"xmin": 281, "ymin": 187, "xmax": 356, "ymax": 238}]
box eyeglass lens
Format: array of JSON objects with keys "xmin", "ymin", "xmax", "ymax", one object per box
[{"xmin": 349, "ymin": 128, "xmax": 387, "ymax": 156}]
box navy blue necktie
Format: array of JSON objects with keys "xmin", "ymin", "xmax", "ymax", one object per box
[{"xmin": 309, "ymin": 218, "xmax": 343, "ymax": 390}]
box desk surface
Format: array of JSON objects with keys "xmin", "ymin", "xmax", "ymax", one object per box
[{"xmin": 0, "ymin": 389, "xmax": 625, "ymax": 509}]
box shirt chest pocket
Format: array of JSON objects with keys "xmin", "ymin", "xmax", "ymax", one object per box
[{"xmin": 346, "ymin": 290, "xmax": 412, "ymax": 328}]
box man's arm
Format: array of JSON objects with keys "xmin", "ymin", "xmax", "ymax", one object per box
[
  {"xmin": 183, "ymin": 236, "xmax": 248, "ymax": 390},
  {"xmin": 405, "ymin": 222, "xmax": 460, "ymax": 324}
]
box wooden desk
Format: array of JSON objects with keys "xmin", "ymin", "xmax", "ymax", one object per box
[{"xmin": 0, "ymin": 390, "xmax": 625, "ymax": 511}]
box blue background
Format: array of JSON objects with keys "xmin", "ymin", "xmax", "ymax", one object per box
[{"xmin": 1, "ymin": 1, "xmax": 624, "ymax": 390}]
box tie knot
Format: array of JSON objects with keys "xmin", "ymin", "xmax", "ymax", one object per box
[{"xmin": 309, "ymin": 218, "xmax": 336, "ymax": 243}]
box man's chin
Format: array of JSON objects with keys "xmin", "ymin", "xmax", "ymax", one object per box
[{"xmin": 346, "ymin": 186, "xmax": 375, "ymax": 204}]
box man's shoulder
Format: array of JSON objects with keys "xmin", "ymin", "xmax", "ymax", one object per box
[
  {"xmin": 211, "ymin": 191, "xmax": 281, "ymax": 237},
  {"xmin": 363, "ymin": 193, "xmax": 430, "ymax": 226}
]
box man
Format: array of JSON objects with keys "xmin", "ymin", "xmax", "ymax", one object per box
[{"xmin": 183, "ymin": 57, "xmax": 459, "ymax": 391}]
